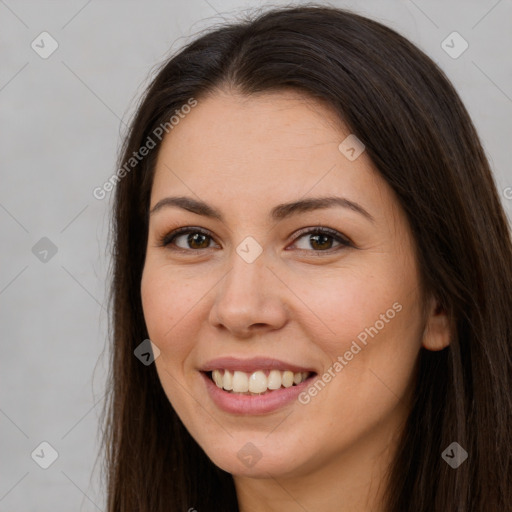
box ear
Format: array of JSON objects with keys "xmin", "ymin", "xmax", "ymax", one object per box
[{"xmin": 422, "ymin": 295, "xmax": 451, "ymax": 351}]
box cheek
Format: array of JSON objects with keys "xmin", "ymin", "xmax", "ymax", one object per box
[
  {"xmin": 297, "ymin": 265, "xmax": 419, "ymax": 355},
  {"xmin": 300, "ymin": 263, "xmax": 423, "ymax": 406},
  {"xmin": 140, "ymin": 263, "xmax": 196, "ymax": 353},
  {"xmin": 140, "ymin": 266, "xmax": 167, "ymax": 339},
  {"xmin": 294, "ymin": 279, "xmax": 422, "ymax": 456},
  {"xmin": 140, "ymin": 263, "xmax": 224, "ymax": 446},
  {"xmin": 140, "ymin": 264, "xmax": 198, "ymax": 410}
]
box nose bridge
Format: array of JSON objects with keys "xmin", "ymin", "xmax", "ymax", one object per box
[
  {"xmin": 209, "ymin": 241, "xmax": 288, "ymax": 334},
  {"xmin": 219, "ymin": 244, "xmax": 271, "ymax": 309}
]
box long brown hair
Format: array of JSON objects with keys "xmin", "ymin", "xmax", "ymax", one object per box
[{"xmin": 101, "ymin": 4, "xmax": 512, "ymax": 510}]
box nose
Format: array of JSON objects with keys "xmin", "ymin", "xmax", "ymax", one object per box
[{"xmin": 208, "ymin": 249, "xmax": 289, "ymax": 338}]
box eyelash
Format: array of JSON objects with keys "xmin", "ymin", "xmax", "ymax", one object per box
[{"xmin": 157, "ymin": 226, "xmax": 353, "ymax": 255}]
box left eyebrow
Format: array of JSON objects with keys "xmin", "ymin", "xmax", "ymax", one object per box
[
  {"xmin": 270, "ymin": 196, "xmax": 375, "ymax": 223},
  {"xmin": 149, "ymin": 195, "xmax": 375, "ymax": 224}
]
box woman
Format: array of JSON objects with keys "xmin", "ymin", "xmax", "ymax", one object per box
[{"xmin": 102, "ymin": 5, "xmax": 512, "ymax": 511}]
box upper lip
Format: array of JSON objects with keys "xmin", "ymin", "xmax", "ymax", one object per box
[{"xmin": 200, "ymin": 356, "xmax": 317, "ymax": 374}]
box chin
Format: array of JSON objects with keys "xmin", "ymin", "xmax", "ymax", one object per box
[{"xmin": 199, "ymin": 433, "xmax": 313, "ymax": 479}]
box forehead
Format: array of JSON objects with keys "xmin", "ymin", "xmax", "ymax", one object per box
[{"xmin": 150, "ymin": 89, "xmax": 399, "ymax": 225}]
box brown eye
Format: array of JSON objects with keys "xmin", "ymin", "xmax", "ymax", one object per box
[
  {"xmin": 181, "ymin": 232, "xmax": 211, "ymax": 249},
  {"xmin": 291, "ymin": 227, "xmax": 352, "ymax": 253},
  {"xmin": 307, "ymin": 233, "xmax": 334, "ymax": 250},
  {"xmin": 159, "ymin": 226, "xmax": 352, "ymax": 254},
  {"xmin": 160, "ymin": 228, "xmax": 217, "ymax": 251}
]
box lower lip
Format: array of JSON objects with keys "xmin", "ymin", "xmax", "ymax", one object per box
[{"xmin": 201, "ymin": 371, "xmax": 315, "ymax": 415}]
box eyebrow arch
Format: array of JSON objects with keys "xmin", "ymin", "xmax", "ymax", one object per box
[{"xmin": 149, "ymin": 195, "xmax": 375, "ymax": 223}]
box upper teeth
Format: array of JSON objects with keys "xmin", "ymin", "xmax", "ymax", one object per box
[{"xmin": 211, "ymin": 369, "xmax": 310, "ymax": 394}]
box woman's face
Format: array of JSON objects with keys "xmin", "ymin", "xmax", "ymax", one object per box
[{"xmin": 141, "ymin": 89, "xmax": 431, "ymax": 481}]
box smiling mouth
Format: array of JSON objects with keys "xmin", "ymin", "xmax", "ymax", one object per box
[{"xmin": 204, "ymin": 369, "xmax": 317, "ymax": 395}]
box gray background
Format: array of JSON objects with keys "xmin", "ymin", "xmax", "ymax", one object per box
[{"xmin": 1, "ymin": 0, "xmax": 510, "ymax": 510}]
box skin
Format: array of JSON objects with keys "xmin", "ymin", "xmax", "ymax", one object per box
[{"xmin": 140, "ymin": 89, "xmax": 451, "ymax": 512}]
